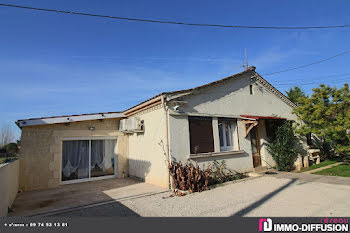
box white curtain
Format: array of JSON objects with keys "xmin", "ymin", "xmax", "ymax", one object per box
[
  {"xmin": 91, "ymin": 139, "xmax": 116, "ymax": 171},
  {"xmin": 103, "ymin": 139, "xmax": 116, "ymax": 171},
  {"xmin": 62, "ymin": 139, "xmax": 117, "ymax": 181},
  {"xmin": 91, "ymin": 140, "xmax": 104, "ymax": 169},
  {"xmin": 62, "ymin": 140, "xmax": 89, "ymax": 179}
]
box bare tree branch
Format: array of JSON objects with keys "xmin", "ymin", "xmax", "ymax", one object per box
[{"xmin": 0, "ymin": 124, "xmax": 15, "ymax": 147}]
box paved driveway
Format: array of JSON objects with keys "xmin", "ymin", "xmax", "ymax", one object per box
[{"xmin": 45, "ymin": 174, "xmax": 350, "ymax": 217}]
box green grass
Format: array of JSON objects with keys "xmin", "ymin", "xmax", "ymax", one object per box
[
  {"xmin": 299, "ymin": 159, "xmax": 340, "ymax": 172},
  {"xmin": 313, "ymin": 163, "xmax": 350, "ymax": 177},
  {"xmin": 0, "ymin": 157, "xmax": 18, "ymax": 164}
]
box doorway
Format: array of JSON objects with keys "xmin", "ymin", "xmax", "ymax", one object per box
[
  {"xmin": 61, "ymin": 138, "xmax": 117, "ymax": 184},
  {"xmin": 250, "ymin": 127, "xmax": 261, "ymax": 168}
]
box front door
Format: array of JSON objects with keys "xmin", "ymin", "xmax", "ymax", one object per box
[{"xmin": 250, "ymin": 127, "xmax": 261, "ymax": 167}]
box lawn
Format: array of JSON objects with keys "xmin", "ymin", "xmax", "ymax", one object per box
[
  {"xmin": 313, "ymin": 163, "xmax": 350, "ymax": 177},
  {"xmin": 299, "ymin": 159, "xmax": 340, "ymax": 172}
]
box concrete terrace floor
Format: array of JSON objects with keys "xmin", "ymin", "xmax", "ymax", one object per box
[
  {"xmin": 9, "ymin": 178, "xmax": 167, "ymax": 217},
  {"xmin": 9, "ymin": 173, "xmax": 350, "ymax": 217}
]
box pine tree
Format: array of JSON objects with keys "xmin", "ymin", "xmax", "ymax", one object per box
[
  {"xmin": 286, "ymin": 86, "xmax": 306, "ymax": 105},
  {"xmin": 293, "ymin": 84, "xmax": 350, "ymax": 156}
]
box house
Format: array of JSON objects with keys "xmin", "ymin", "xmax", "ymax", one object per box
[{"xmin": 16, "ymin": 66, "xmax": 304, "ymax": 191}]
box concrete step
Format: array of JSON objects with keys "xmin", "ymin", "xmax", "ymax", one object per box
[{"xmin": 253, "ymin": 166, "xmax": 268, "ymax": 173}]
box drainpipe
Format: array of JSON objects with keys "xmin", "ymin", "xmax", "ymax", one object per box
[{"xmin": 162, "ymin": 95, "xmax": 172, "ymax": 190}]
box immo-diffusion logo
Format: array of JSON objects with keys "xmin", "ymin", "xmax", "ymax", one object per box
[
  {"xmin": 259, "ymin": 218, "xmax": 349, "ymax": 232},
  {"xmin": 259, "ymin": 218, "xmax": 272, "ymax": 231}
]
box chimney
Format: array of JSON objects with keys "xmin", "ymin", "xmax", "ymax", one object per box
[{"xmin": 247, "ymin": 66, "xmax": 256, "ymax": 71}]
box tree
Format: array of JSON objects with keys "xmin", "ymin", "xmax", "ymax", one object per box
[
  {"xmin": 5, "ymin": 143, "xmax": 18, "ymax": 155},
  {"xmin": 293, "ymin": 84, "xmax": 350, "ymax": 157},
  {"xmin": 0, "ymin": 124, "xmax": 15, "ymax": 147},
  {"xmin": 286, "ymin": 86, "xmax": 306, "ymax": 105},
  {"xmin": 266, "ymin": 121, "xmax": 300, "ymax": 171}
]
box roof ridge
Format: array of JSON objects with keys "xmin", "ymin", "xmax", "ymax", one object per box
[{"xmin": 123, "ymin": 67, "xmax": 256, "ymax": 113}]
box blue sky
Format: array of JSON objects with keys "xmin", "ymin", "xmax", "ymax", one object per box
[{"xmin": 1, "ymin": 0, "xmax": 349, "ymax": 140}]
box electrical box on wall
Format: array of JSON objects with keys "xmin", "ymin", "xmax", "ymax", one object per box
[{"xmin": 119, "ymin": 117, "xmax": 144, "ymax": 133}]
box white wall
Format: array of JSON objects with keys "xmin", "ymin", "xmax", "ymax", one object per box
[
  {"xmin": 179, "ymin": 73, "xmax": 297, "ymax": 120},
  {"xmin": 168, "ymin": 115, "xmax": 190, "ymax": 163},
  {"xmin": 0, "ymin": 159, "xmax": 19, "ymax": 217},
  {"xmin": 168, "ymin": 72, "xmax": 296, "ymax": 172},
  {"xmin": 128, "ymin": 105, "xmax": 169, "ymax": 188}
]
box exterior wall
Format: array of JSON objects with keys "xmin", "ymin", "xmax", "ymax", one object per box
[
  {"xmin": 179, "ymin": 73, "xmax": 297, "ymax": 120},
  {"xmin": 168, "ymin": 115, "xmax": 190, "ymax": 163},
  {"xmin": 19, "ymin": 119, "xmax": 127, "ymax": 191},
  {"xmin": 127, "ymin": 104, "xmax": 169, "ymax": 188},
  {"xmin": 169, "ymin": 115, "xmax": 254, "ymax": 172},
  {"xmin": 0, "ymin": 159, "xmax": 19, "ymax": 216},
  {"xmin": 168, "ymin": 72, "xmax": 296, "ymax": 172},
  {"xmin": 258, "ymin": 120, "xmax": 276, "ymax": 168}
]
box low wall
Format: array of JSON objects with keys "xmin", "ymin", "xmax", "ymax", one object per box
[{"xmin": 0, "ymin": 159, "xmax": 19, "ymax": 217}]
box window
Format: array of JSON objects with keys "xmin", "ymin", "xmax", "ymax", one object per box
[
  {"xmin": 189, "ymin": 116, "xmax": 214, "ymax": 154},
  {"xmin": 218, "ymin": 119, "xmax": 238, "ymax": 151},
  {"xmin": 62, "ymin": 139, "xmax": 117, "ymax": 182},
  {"xmin": 249, "ymin": 85, "xmax": 253, "ymax": 95}
]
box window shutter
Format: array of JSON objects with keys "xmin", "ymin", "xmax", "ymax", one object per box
[{"xmin": 189, "ymin": 116, "xmax": 214, "ymax": 154}]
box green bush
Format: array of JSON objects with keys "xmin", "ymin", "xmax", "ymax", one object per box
[
  {"xmin": 0, "ymin": 157, "xmax": 18, "ymax": 164},
  {"xmin": 266, "ymin": 122, "xmax": 299, "ymax": 171},
  {"xmin": 5, "ymin": 143, "xmax": 18, "ymax": 155}
]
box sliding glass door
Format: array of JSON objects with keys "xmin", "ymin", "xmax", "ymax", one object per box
[
  {"xmin": 62, "ymin": 138, "xmax": 117, "ymax": 183},
  {"xmin": 90, "ymin": 140, "xmax": 116, "ymax": 178},
  {"xmin": 62, "ymin": 140, "xmax": 89, "ymax": 181}
]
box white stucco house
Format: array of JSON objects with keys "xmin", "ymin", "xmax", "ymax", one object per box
[{"xmin": 16, "ymin": 66, "xmax": 303, "ymax": 191}]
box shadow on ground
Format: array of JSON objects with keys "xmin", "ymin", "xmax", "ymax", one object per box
[
  {"xmin": 232, "ymin": 178, "xmax": 297, "ymax": 216},
  {"xmin": 50, "ymin": 201, "xmax": 140, "ymax": 217}
]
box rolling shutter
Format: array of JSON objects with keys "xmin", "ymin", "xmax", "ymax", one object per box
[{"xmin": 189, "ymin": 116, "xmax": 214, "ymax": 154}]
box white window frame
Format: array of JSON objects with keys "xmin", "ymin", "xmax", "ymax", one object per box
[
  {"xmin": 61, "ymin": 137, "xmax": 118, "ymax": 185},
  {"xmin": 218, "ymin": 119, "xmax": 239, "ymax": 152}
]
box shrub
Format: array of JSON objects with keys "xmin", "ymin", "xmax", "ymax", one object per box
[
  {"xmin": 168, "ymin": 161, "xmax": 210, "ymax": 192},
  {"xmin": 266, "ymin": 122, "xmax": 299, "ymax": 171},
  {"xmin": 168, "ymin": 160, "xmax": 245, "ymax": 193},
  {"xmin": 209, "ymin": 160, "xmax": 245, "ymax": 184},
  {"xmin": 5, "ymin": 143, "xmax": 18, "ymax": 155}
]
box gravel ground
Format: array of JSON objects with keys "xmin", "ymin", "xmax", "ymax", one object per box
[
  {"xmin": 50, "ymin": 176, "xmax": 350, "ymax": 217},
  {"xmin": 53, "ymin": 202, "xmax": 140, "ymax": 217}
]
